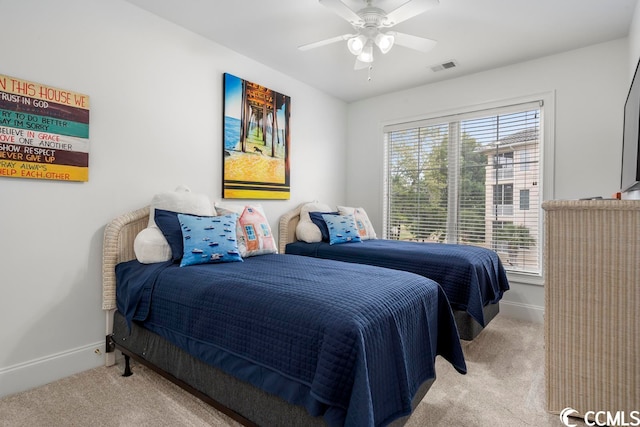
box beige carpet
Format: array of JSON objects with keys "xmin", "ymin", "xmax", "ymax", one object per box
[{"xmin": 0, "ymin": 315, "xmax": 581, "ymax": 426}]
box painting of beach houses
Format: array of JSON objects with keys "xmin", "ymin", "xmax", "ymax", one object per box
[{"xmin": 223, "ymin": 73, "xmax": 291, "ymax": 199}]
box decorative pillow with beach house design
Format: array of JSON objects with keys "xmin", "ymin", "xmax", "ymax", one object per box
[
  {"xmin": 337, "ymin": 206, "xmax": 377, "ymax": 240},
  {"xmin": 214, "ymin": 202, "xmax": 277, "ymax": 257}
]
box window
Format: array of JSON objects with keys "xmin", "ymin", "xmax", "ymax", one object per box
[
  {"xmin": 494, "ymin": 152, "xmax": 514, "ymax": 180},
  {"xmin": 383, "ymin": 100, "xmax": 542, "ymax": 274},
  {"xmin": 493, "ymin": 184, "xmax": 513, "ymax": 216},
  {"xmin": 520, "ymin": 149, "xmax": 532, "ymax": 171},
  {"xmin": 244, "ymin": 224, "xmax": 257, "ymax": 241},
  {"xmin": 520, "ymin": 189, "xmax": 530, "ymax": 210}
]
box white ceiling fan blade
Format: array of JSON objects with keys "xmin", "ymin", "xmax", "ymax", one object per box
[
  {"xmin": 383, "ymin": 0, "xmax": 439, "ymax": 26},
  {"xmin": 298, "ymin": 33, "xmax": 354, "ymax": 51},
  {"xmin": 391, "ymin": 31, "xmax": 437, "ymax": 53},
  {"xmin": 319, "ymin": 0, "xmax": 364, "ymax": 26}
]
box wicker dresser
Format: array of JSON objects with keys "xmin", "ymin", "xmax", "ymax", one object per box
[{"xmin": 542, "ymin": 200, "xmax": 639, "ymax": 418}]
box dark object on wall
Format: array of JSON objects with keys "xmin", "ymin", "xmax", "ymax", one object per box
[{"xmin": 621, "ymin": 58, "xmax": 640, "ymax": 192}]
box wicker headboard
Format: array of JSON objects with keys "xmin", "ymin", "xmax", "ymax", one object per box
[
  {"xmin": 102, "ymin": 206, "xmax": 150, "ymax": 310},
  {"xmin": 278, "ymin": 203, "xmax": 305, "ymax": 253}
]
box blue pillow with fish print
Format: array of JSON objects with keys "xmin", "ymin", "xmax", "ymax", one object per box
[
  {"xmin": 321, "ymin": 214, "xmax": 362, "ymax": 245},
  {"xmin": 177, "ymin": 213, "xmax": 243, "ymax": 266}
]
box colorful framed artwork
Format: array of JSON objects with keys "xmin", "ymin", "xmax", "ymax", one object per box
[{"xmin": 223, "ymin": 73, "xmax": 290, "ymax": 199}]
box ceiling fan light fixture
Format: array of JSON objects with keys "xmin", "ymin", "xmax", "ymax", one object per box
[
  {"xmin": 374, "ymin": 32, "xmax": 395, "ymax": 54},
  {"xmin": 309, "ymin": 0, "xmax": 440, "ymax": 72},
  {"xmin": 357, "ymin": 44, "xmax": 374, "ymax": 63},
  {"xmin": 347, "ymin": 35, "xmax": 367, "ymax": 55}
]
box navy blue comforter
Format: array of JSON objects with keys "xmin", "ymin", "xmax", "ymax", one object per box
[
  {"xmin": 285, "ymin": 239, "xmax": 510, "ymax": 326},
  {"xmin": 116, "ymin": 253, "xmax": 466, "ymax": 427}
]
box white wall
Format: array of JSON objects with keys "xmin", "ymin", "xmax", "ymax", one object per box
[
  {"xmin": 630, "ymin": 0, "xmax": 640, "ymax": 73},
  {"xmin": 345, "ymin": 39, "xmax": 629, "ymax": 322},
  {"xmin": 0, "ymin": 0, "xmax": 347, "ymax": 397}
]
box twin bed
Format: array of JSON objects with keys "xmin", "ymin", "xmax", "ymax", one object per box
[
  {"xmin": 279, "ymin": 203, "xmax": 510, "ymax": 341},
  {"xmin": 102, "ymin": 203, "xmax": 468, "ymax": 427}
]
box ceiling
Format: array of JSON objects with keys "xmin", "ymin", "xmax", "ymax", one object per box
[{"xmin": 125, "ymin": 0, "xmax": 637, "ymax": 103}]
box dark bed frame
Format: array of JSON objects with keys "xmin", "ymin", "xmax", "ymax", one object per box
[
  {"xmin": 277, "ymin": 203, "xmax": 500, "ymax": 341},
  {"xmin": 102, "ymin": 206, "xmax": 434, "ymax": 426},
  {"xmin": 107, "ymin": 312, "xmax": 433, "ymax": 427}
]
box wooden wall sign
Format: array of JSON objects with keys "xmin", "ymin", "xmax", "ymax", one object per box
[{"xmin": 0, "ymin": 74, "xmax": 89, "ymax": 182}]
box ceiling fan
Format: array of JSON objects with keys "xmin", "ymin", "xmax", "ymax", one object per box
[{"xmin": 299, "ymin": 0, "xmax": 439, "ymax": 70}]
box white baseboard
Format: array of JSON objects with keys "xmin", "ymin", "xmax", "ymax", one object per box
[
  {"xmin": 499, "ymin": 300, "xmax": 545, "ymax": 324},
  {"xmin": 0, "ymin": 340, "xmax": 105, "ymax": 399}
]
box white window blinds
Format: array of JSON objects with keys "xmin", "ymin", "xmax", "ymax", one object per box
[{"xmin": 383, "ymin": 101, "xmax": 542, "ymax": 274}]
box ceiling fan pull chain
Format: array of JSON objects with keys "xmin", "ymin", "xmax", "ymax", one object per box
[{"xmin": 368, "ymin": 65, "xmax": 373, "ymax": 82}]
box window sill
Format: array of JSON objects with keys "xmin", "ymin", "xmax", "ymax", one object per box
[{"xmin": 506, "ymin": 270, "xmax": 543, "ymax": 286}]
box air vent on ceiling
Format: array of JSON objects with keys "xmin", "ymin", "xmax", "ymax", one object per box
[{"xmin": 430, "ymin": 60, "xmax": 458, "ymax": 72}]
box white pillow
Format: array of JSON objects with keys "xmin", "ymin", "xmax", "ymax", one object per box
[
  {"xmin": 133, "ymin": 226, "xmax": 172, "ymax": 264},
  {"xmin": 296, "ymin": 201, "xmax": 333, "ymax": 243},
  {"xmin": 337, "ymin": 206, "xmax": 377, "ymax": 240},
  {"xmin": 148, "ymin": 185, "xmax": 213, "ymax": 228}
]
